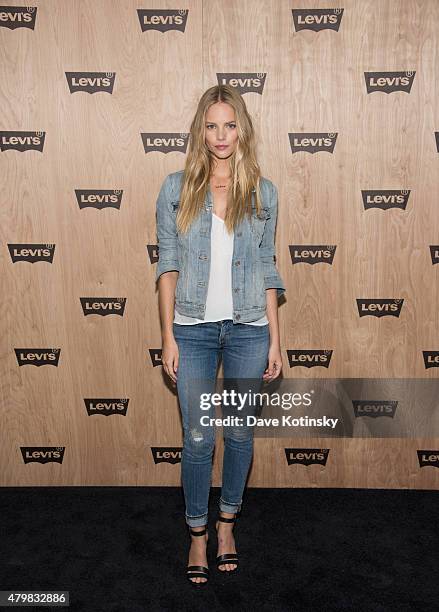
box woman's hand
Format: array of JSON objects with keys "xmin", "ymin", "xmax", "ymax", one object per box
[
  {"xmin": 262, "ymin": 342, "xmax": 283, "ymax": 381},
  {"xmin": 162, "ymin": 335, "xmax": 179, "ymax": 384}
]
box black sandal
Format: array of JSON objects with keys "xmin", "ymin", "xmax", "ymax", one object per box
[
  {"xmin": 215, "ymin": 514, "xmax": 239, "ymax": 573},
  {"xmin": 187, "ymin": 526, "xmax": 209, "ymax": 586}
]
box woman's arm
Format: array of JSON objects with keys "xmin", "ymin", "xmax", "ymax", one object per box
[
  {"xmin": 257, "ymin": 181, "xmax": 286, "ymax": 299},
  {"xmin": 260, "ymin": 180, "xmax": 285, "ymax": 381},
  {"xmin": 158, "ymin": 271, "xmax": 178, "ymax": 342},
  {"xmin": 158, "ymin": 272, "xmax": 179, "ymax": 384},
  {"xmin": 263, "ymin": 288, "xmax": 283, "ymax": 381},
  {"xmin": 155, "ymin": 175, "xmax": 180, "ymax": 383}
]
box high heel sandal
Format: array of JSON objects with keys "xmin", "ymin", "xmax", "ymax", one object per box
[
  {"xmin": 215, "ymin": 514, "xmax": 239, "ymax": 573},
  {"xmin": 186, "ymin": 526, "xmax": 209, "ymax": 586}
]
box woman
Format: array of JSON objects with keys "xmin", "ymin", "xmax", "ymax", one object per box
[{"xmin": 155, "ymin": 84, "xmax": 286, "ymax": 585}]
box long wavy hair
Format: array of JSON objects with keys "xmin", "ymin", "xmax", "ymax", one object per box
[{"xmin": 176, "ymin": 84, "xmax": 263, "ymax": 235}]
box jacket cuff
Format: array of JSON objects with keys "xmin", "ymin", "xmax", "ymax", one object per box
[
  {"xmin": 260, "ymin": 254, "xmax": 286, "ymax": 298},
  {"xmin": 264, "ymin": 274, "xmax": 286, "ymax": 299},
  {"xmin": 155, "ymin": 259, "xmax": 180, "ymax": 282}
]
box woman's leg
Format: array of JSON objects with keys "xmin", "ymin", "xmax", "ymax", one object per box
[
  {"xmin": 217, "ymin": 321, "xmax": 269, "ymax": 571},
  {"xmin": 220, "ymin": 322, "xmax": 269, "ymax": 513},
  {"xmin": 172, "ymin": 322, "xmax": 221, "ymax": 527}
]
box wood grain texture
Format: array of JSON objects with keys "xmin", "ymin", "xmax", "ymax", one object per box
[{"xmin": 1, "ymin": 0, "xmax": 438, "ymax": 489}]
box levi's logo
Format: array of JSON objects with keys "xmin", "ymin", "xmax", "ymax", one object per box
[
  {"xmin": 362, "ymin": 190, "xmax": 410, "ymax": 210},
  {"xmin": 65, "ymin": 72, "xmax": 116, "ymax": 94},
  {"xmin": 0, "ymin": 131, "xmax": 45, "ymax": 152},
  {"xmin": 15, "ymin": 348, "xmax": 61, "ymax": 367},
  {"xmin": 353, "ymin": 400, "xmax": 397, "ymax": 418},
  {"xmin": 141, "ymin": 133, "xmax": 189, "ymax": 154},
  {"xmin": 289, "ymin": 245, "xmax": 336, "ymax": 264},
  {"xmin": 429, "ymin": 246, "xmax": 439, "ymax": 265},
  {"xmin": 292, "ymin": 8, "xmax": 343, "ymax": 32},
  {"xmin": 217, "ymin": 73, "xmax": 266, "ymax": 95},
  {"xmin": 364, "ymin": 71, "xmax": 415, "ymax": 94},
  {"xmin": 21, "ymin": 447, "xmax": 65, "ymax": 464},
  {"xmin": 151, "ymin": 447, "xmax": 182, "ymax": 464},
  {"xmin": 8, "ymin": 243, "xmax": 55, "ymax": 263},
  {"xmin": 286, "ymin": 350, "xmax": 333, "ymax": 368},
  {"xmin": 75, "ymin": 190, "xmax": 123, "ymax": 210},
  {"xmin": 80, "ymin": 298, "xmax": 127, "ymax": 316},
  {"xmin": 0, "ymin": 6, "xmax": 37, "ymax": 29},
  {"xmin": 149, "ymin": 349, "xmax": 163, "ymax": 367},
  {"xmin": 84, "ymin": 398, "xmax": 129, "ymax": 416},
  {"xmin": 289, "ymin": 133, "xmax": 337, "ymax": 154},
  {"xmin": 147, "ymin": 245, "xmax": 159, "ymax": 264},
  {"xmin": 417, "ymin": 450, "xmax": 439, "ymax": 468},
  {"xmin": 356, "ymin": 299, "xmax": 403, "ymax": 318},
  {"xmin": 285, "ymin": 448, "xmax": 329, "ymax": 466},
  {"xmin": 422, "ymin": 351, "xmax": 439, "ymax": 369},
  {"xmin": 137, "ymin": 8, "xmax": 188, "ymax": 32}
]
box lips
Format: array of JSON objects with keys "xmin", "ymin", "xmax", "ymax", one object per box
[{"xmin": 215, "ymin": 145, "xmax": 228, "ymax": 149}]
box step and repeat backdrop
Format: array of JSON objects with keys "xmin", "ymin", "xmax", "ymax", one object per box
[{"xmin": 2, "ymin": 0, "xmax": 439, "ymax": 489}]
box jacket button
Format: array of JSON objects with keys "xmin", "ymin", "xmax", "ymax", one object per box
[
  {"xmin": 237, "ymin": 232, "xmax": 242, "ymax": 237},
  {"xmin": 234, "ymin": 288, "xmax": 240, "ymax": 293},
  {"xmin": 236, "ymin": 314, "xmax": 241, "ymax": 320},
  {"xmin": 235, "ymin": 260, "xmax": 240, "ymax": 266}
]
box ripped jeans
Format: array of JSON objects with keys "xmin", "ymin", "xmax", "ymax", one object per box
[{"xmin": 172, "ymin": 319, "xmax": 270, "ymax": 528}]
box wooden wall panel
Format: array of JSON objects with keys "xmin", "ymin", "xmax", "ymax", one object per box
[{"xmin": 1, "ymin": 0, "xmax": 438, "ymax": 489}]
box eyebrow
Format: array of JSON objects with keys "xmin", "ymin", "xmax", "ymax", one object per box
[{"xmin": 205, "ymin": 121, "xmax": 236, "ymax": 124}]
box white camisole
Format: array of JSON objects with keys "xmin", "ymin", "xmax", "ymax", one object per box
[{"xmin": 174, "ymin": 212, "xmax": 268, "ymax": 325}]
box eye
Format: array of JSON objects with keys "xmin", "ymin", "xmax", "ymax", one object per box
[{"xmin": 205, "ymin": 124, "xmax": 236, "ymax": 129}]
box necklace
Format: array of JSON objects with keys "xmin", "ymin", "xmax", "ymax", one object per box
[{"xmin": 212, "ymin": 177, "xmax": 231, "ymax": 189}]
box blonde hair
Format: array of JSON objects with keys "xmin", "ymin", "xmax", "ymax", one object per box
[{"xmin": 176, "ymin": 84, "xmax": 263, "ymax": 234}]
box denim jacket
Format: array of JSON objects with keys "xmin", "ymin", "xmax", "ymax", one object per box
[{"xmin": 155, "ymin": 170, "xmax": 286, "ymax": 323}]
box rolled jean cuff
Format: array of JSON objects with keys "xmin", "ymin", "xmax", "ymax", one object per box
[
  {"xmin": 185, "ymin": 512, "xmax": 208, "ymax": 528},
  {"xmin": 219, "ymin": 497, "xmax": 241, "ymax": 514}
]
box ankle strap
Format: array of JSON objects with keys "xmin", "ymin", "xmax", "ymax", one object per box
[
  {"xmin": 218, "ymin": 516, "xmax": 237, "ymax": 523},
  {"xmin": 189, "ymin": 526, "xmax": 207, "ymax": 536}
]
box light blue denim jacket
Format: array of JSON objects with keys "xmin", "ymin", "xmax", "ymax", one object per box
[{"xmin": 155, "ymin": 170, "xmax": 286, "ymax": 323}]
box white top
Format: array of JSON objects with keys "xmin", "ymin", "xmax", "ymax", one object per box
[{"xmin": 174, "ymin": 212, "xmax": 268, "ymax": 326}]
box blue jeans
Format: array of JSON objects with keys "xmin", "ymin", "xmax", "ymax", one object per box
[{"xmin": 172, "ymin": 319, "xmax": 270, "ymax": 527}]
